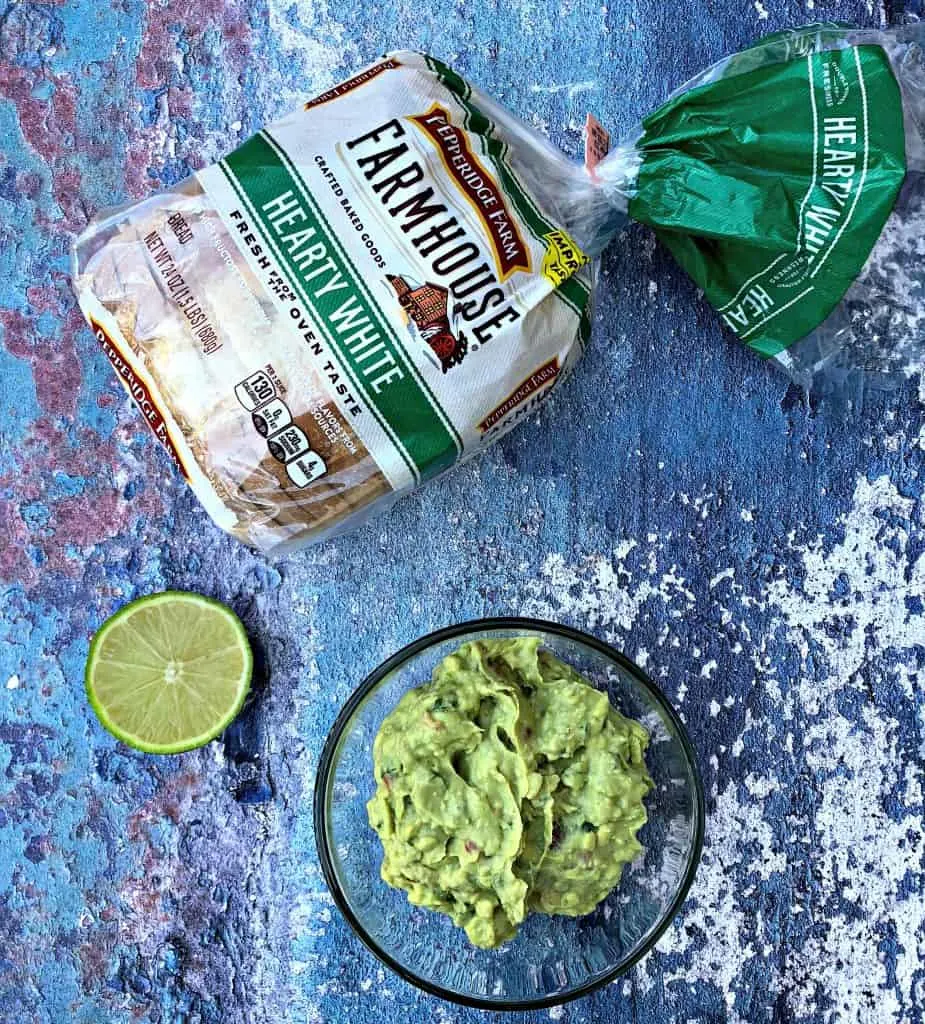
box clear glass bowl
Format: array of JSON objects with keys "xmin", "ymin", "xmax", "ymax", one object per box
[{"xmin": 314, "ymin": 619, "xmax": 704, "ymax": 1010}]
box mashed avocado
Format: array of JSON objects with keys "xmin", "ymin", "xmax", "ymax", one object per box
[{"xmin": 367, "ymin": 637, "xmax": 653, "ymax": 948}]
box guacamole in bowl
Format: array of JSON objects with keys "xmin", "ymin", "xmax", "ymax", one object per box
[
  {"xmin": 314, "ymin": 619, "xmax": 703, "ymax": 1010},
  {"xmin": 367, "ymin": 637, "xmax": 653, "ymax": 948}
]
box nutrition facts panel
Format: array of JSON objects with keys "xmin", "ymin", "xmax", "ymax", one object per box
[{"xmin": 234, "ymin": 369, "xmax": 328, "ymax": 488}]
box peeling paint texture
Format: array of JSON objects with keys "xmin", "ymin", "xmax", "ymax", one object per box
[{"xmin": 2, "ymin": 1, "xmax": 925, "ymax": 1022}]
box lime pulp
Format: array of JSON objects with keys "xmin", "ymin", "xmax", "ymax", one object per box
[{"xmin": 85, "ymin": 591, "xmax": 253, "ymax": 754}]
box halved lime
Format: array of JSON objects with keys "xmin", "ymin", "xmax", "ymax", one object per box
[{"xmin": 85, "ymin": 591, "xmax": 253, "ymax": 754}]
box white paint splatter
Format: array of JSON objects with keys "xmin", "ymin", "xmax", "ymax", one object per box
[
  {"xmin": 266, "ymin": 0, "xmax": 356, "ymax": 111},
  {"xmin": 635, "ymin": 474, "xmax": 924, "ymax": 1020},
  {"xmin": 6, "ymin": 675, "xmax": 20, "ymax": 689},
  {"xmin": 709, "ymin": 568, "xmax": 734, "ymax": 589},
  {"xmin": 785, "ymin": 708, "xmax": 921, "ymax": 1022},
  {"xmin": 521, "ymin": 551, "xmax": 656, "ymax": 637},
  {"xmin": 763, "ymin": 477, "xmax": 924, "ymax": 1020},
  {"xmin": 659, "ymin": 778, "xmax": 785, "ymax": 1022},
  {"xmin": 766, "ymin": 475, "xmax": 925, "ymax": 712},
  {"xmin": 754, "ymin": 0, "xmax": 769, "ymax": 18},
  {"xmin": 530, "ymin": 80, "xmax": 598, "ymax": 98}
]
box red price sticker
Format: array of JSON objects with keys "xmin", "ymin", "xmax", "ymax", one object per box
[{"xmin": 584, "ymin": 113, "xmax": 610, "ymax": 177}]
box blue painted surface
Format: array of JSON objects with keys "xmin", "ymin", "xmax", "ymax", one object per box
[{"xmin": 2, "ymin": 1, "xmax": 924, "ymax": 1022}]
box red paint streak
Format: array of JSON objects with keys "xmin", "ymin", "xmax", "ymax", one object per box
[
  {"xmin": 0, "ymin": 64, "xmax": 78, "ymax": 167},
  {"xmin": 25, "ymin": 284, "xmax": 62, "ymax": 315},
  {"xmin": 0, "ymin": 500, "xmax": 37, "ymax": 587},
  {"xmin": 128, "ymin": 0, "xmax": 254, "ymax": 185},
  {"xmin": 127, "ymin": 772, "xmax": 202, "ymax": 842},
  {"xmin": 51, "ymin": 75, "xmax": 76, "ymax": 140},
  {"xmin": 185, "ymin": 150, "xmax": 207, "ymax": 172},
  {"xmin": 0, "ymin": 63, "xmax": 90, "ymax": 238},
  {"xmin": 0, "ymin": 408, "xmax": 167, "ymax": 586},
  {"xmin": 166, "ymin": 85, "xmax": 193, "ymax": 120},
  {"xmin": 53, "ymin": 489, "xmax": 126, "ymax": 548},
  {"xmin": 1, "ymin": 304, "xmax": 83, "ymax": 419},
  {"xmin": 51, "ymin": 165, "xmax": 85, "ymax": 234},
  {"xmin": 76, "ymin": 939, "xmax": 111, "ymax": 992},
  {"xmin": 122, "ymin": 136, "xmax": 157, "ymax": 198},
  {"xmin": 136, "ymin": 0, "xmax": 251, "ymax": 90}
]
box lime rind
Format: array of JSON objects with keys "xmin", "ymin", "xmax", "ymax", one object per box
[{"xmin": 85, "ymin": 591, "xmax": 253, "ymax": 755}]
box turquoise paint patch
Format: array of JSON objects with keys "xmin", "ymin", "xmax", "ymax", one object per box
[
  {"xmin": 51, "ymin": 471, "xmax": 87, "ymax": 498},
  {"xmin": 0, "ymin": 344, "xmax": 40, "ymax": 444},
  {"xmin": 36, "ymin": 958, "xmax": 83, "ymax": 1022},
  {"xmin": 36, "ymin": 311, "xmax": 57, "ymax": 335},
  {"xmin": 48, "ymin": 0, "xmax": 149, "ymax": 72}
]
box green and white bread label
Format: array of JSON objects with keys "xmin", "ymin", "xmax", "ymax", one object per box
[
  {"xmin": 198, "ymin": 53, "xmax": 591, "ymax": 492},
  {"xmin": 630, "ymin": 37, "xmax": 906, "ymax": 356}
]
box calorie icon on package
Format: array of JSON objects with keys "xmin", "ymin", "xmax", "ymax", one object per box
[
  {"xmin": 252, "ymin": 398, "xmax": 293, "ymax": 438},
  {"xmin": 287, "ymin": 450, "xmax": 328, "ymax": 488},
  {"xmin": 234, "ymin": 369, "xmax": 276, "ymax": 412},
  {"xmin": 268, "ymin": 425, "xmax": 311, "ymax": 464}
]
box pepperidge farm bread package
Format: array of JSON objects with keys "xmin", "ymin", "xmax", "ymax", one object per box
[
  {"xmin": 74, "ymin": 53, "xmax": 593, "ymax": 554},
  {"xmin": 73, "ymin": 27, "xmax": 925, "ymax": 555}
]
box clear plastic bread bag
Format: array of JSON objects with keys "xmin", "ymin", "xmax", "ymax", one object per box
[
  {"xmin": 588, "ymin": 22, "xmax": 925, "ymax": 391},
  {"xmin": 72, "ymin": 23, "xmax": 925, "ymax": 555}
]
